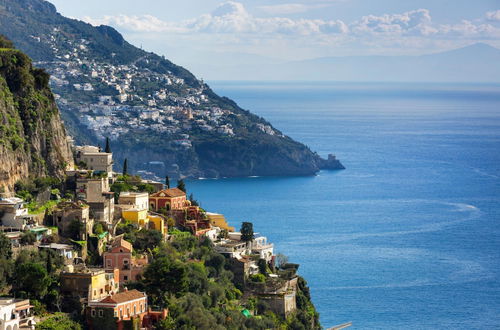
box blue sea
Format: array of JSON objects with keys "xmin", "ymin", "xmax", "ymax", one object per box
[{"xmin": 187, "ymin": 82, "xmax": 500, "ymax": 329}]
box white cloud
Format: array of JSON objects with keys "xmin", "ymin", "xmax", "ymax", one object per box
[
  {"xmin": 486, "ymin": 10, "xmax": 500, "ymax": 21},
  {"xmin": 84, "ymin": 1, "xmax": 348, "ymax": 36},
  {"xmin": 258, "ymin": 3, "xmax": 330, "ymax": 15},
  {"xmin": 81, "ymin": 2, "xmax": 500, "ymax": 59},
  {"xmin": 351, "ymin": 9, "xmax": 436, "ymax": 36}
]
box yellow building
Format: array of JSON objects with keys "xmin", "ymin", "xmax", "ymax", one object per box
[
  {"xmin": 121, "ymin": 208, "xmax": 167, "ymax": 235},
  {"xmin": 206, "ymin": 212, "xmax": 235, "ymax": 231},
  {"xmin": 147, "ymin": 214, "xmax": 166, "ymax": 233},
  {"xmin": 61, "ymin": 268, "xmax": 118, "ymax": 302}
]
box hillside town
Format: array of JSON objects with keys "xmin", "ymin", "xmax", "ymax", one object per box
[
  {"xmin": 0, "ymin": 140, "xmax": 303, "ymax": 329},
  {"xmin": 34, "ymin": 29, "xmax": 279, "ymax": 145}
]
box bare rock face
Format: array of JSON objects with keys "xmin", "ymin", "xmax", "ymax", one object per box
[{"xmin": 0, "ymin": 37, "xmax": 73, "ymax": 193}]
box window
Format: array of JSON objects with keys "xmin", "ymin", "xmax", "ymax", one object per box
[
  {"xmin": 133, "ymin": 305, "xmax": 136, "ymax": 315},
  {"xmin": 120, "ymin": 308, "xmax": 123, "ymax": 318},
  {"xmin": 106, "ymin": 259, "xmax": 112, "ymax": 267},
  {"xmin": 98, "ymin": 310, "xmax": 103, "ymax": 317},
  {"xmin": 114, "ymin": 310, "xmax": 117, "ymax": 317},
  {"xmin": 127, "ymin": 307, "xmax": 130, "ymax": 317},
  {"xmin": 140, "ymin": 304, "xmax": 143, "ymax": 313},
  {"xmin": 124, "ymin": 275, "xmax": 128, "ymax": 281},
  {"xmin": 100, "ymin": 288, "xmax": 103, "ymax": 294},
  {"xmin": 91, "ymin": 309, "xmax": 96, "ymax": 317}
]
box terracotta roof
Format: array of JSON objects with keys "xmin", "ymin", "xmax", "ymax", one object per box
[
  {"xmin": 151, "ymin": 188, "xmax": 186, "ymax": 198},
  {"xmin": 110, "ymin": 235, "xmax": 132, "ymax": 251},
  {"xmin": 100, "ymin": 289, "xmax": 145, "ymax": 304}
]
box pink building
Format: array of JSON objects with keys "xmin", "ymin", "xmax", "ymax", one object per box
[{"xmin": 103, "ymin": 236, "xmax": 148, "ymax": 285}]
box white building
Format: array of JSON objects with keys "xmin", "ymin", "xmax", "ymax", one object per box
[
  {"xmin": 75, "ymin": 146, "xmax": 113, "ymax": 174},
  {"xmin": 0, "ymin": 198, "xmax": 29, "ymax": 230},
  {"xmin": 118, "ymin": 192, "xmax": 149, "ymax": 211},
  {"xmin": 0, "ymin": 298, "xmax": 34, "ymax": 330}
]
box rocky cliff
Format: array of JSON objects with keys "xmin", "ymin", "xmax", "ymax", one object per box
[{"xmin": 0, "ymin": 36, "xmax": 73, "ymax": 193}]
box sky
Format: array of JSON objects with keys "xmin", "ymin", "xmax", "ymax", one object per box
[{"xmin": 48, "ymin": 0, "xmax": 500, "ymax": 73}]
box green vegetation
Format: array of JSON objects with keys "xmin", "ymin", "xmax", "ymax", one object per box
[
  {"xmin": 110, "ymin": 174, "xmax": 155, "ymax": 201},
  {"xmin": 177, "ymin": 179, "xmax": 186, "ymax": 193},
  {"xmin": 36, "ymin": 313, "xmax": 82, "ymax": 330},
  {"xmin": 241, "ymin": 222, "xmax": 254, "ymax": 243}
]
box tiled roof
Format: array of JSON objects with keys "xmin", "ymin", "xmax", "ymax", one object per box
[
  {"xmin": 100, "ymin": 289, "xmax": 145, "ymax": 304},
  {"xmin": 151, "ymin": 188, "xmax": 186, "ymax": 198},
  {"xmin": 110, "ymin": 235, "xmax": 132, "ymax": 251}
]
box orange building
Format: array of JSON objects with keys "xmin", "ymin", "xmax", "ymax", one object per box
[
  {"xmin": 149, "ymin": 188, "xmax": 186, "ymax": 211},
  {"xmin": 87, "ymin": 289, "xmax": 147, "ymax": 330}
]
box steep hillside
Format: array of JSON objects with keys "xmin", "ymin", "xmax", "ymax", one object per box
[
  {"xmin": 0, "ymin": 0, "xmax": 343, "ymax": 180},
  {"xmin": 0, "ymin": 35, "xmax": 73, "ymax": 193}
]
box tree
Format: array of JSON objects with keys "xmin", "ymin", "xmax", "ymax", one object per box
[
  {"xmin": 144, "ymin": 256, "xmax": 189, "ymax": 305},
  {"xmin": 11, "ymin": 262, "xmax": 51, "ymax": 299},
  {"xmin": 0, "ymin": 232, "xmax": 12, "ymax": 259},
  {"xmin": 123, "ymin": 158, "xmax": 128, "ymax": 176},
  {"xmin": 133, "ymin": 229, "xmax": 163, "ymax": 253},
  {"xmin": 104, "ymin": 137, "xmax": 111, "ymax": 153},
  {"xmin": 189, "ymin": 193, "xmax": 199, "ymax": 206},
  {"xmin": 177, "ymin": 179, "xmax": 186, "ymax": 193},
  {"xmin": 36, "ymin": 313, "xmax": 82, "ymax": 330},
  {"xmin": 20, "ymin": 231, "xmax": 36, "ymax": 245},
  {"xmin": 240, "ymin": 222, "xmax": 254, "ymax": 243},
  {"xmin": 165, "ymin": 175, "xmax": 170, "ymax": 189}
]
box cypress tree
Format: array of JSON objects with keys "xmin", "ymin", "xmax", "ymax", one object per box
[
  {"xmin": 46, "ymin": 251, "xmax": 53, "ymax": 274},
  {"xmin": 105, "ymin": 137, "xmax": 111, "ymax": 153},
  {"xmin": 240, "ymin": 222, "xmax": 254, "ymax": 243},
  {"xmin": 123, "ymin": 158, "xmax": 128, "ymax": 176},
  {"xmin": 177, "ymin": 179, "xmax": 186, "ymax": 193},
  {"xmin": 165, "ymin": 175, "xmax": 170, "ymax": 189}
]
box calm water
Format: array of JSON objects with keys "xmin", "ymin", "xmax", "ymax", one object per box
[{"xmin": 187, "ymin": 82, "xmax": 500, "ymax": 329}]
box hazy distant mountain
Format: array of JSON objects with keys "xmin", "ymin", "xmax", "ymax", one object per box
[{"xmin": 191, "ymin": 43, "xmax": 500, "ymax": 82}]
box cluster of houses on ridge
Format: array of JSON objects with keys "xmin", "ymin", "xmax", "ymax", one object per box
[
  {"xmin": 34, "ymin": 30, "xmax": 250, "ymax": 144},
  {"xmin": 0, "ymin": 143, "xmax": 299, "ymax": 329}
]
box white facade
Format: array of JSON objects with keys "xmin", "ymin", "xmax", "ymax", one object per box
[
  {"xmin": 118, "ymin": 192, "xmax": 149, "ymax": 211},
  {"xmin": 0, "ymin": 198, "xmax": 29, "ymax": 230},
  {"xmin": 0, "ymin": 299, "xmax": 32, "ymax": 330}
]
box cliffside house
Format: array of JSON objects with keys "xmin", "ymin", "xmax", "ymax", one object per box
[
  {"xmin": 86, "ymin": 289, "xmax": 148, "ymax": 330},
  {"xmin": 182, "ymin": 205, "xmax": 211, "ymax": 236},
  {"xmin": 75, "ymin": 145, "xmax": 113, "ymax": 177},
  {"xmin": 103, "ymin": 236, "xmax": 148, "ymax": 285},
  {"xmin": 149, "ymin": 188, "xmax": 186, "ymax": 212},
  {"xmin": 52, "ymin": 201, "xmax": 93, "ymax": 240},
  {"xmin": 76, "ymin": 176, "xmax": 114, "ymax": 227},
  {"xmin": 0, "ymin": 298, "xmax": 34, "ymax": 330},
  {"xmin": 220, "ymin": 232, "xmax": 274, "ymax": 262},
  {"xmin": 61, "ymin": 267, "xmax": 119, "ymax": 303},
  {"xmin": 251, "ymin": 235, "xmax": 274, "ymax": 262},
  {"xmin": 38, "ymin": 243, "xmax": 76, "ymax": 262},
  {"xmin": 0, "ymin": 197, "xmax": 34, "ymax": 230},
  {"xmin": 252, "ymin": 277, "xmax": 298, "ymax": 317},
  {"xmin": 205, "ymin": 212, "xmax": 235, "ymax": 231},
  {"xmin": 118, "ymin": 192, "xmax": 167, "ymax": 235}
]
